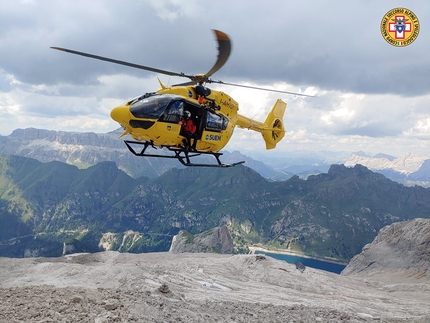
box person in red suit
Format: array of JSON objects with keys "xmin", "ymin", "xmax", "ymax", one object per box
[{"xmin": 179, "ymin": 110, "xmax": 198, "ymax": 151}]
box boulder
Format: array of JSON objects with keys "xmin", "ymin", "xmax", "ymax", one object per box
[{"xmin": 169, "ymin": 226, "xmax": 233, "ymax": 254}]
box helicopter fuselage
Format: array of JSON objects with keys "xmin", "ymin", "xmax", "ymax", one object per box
[{"xmin": 110, "ymin": 84, "xmax": 239, "ymax": 153}]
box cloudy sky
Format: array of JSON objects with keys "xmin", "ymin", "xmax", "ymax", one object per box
[{"xmin": 1, "ymin": 0, "xmax": 429, "ymax": 158}]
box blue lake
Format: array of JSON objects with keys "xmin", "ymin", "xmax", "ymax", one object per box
[{"xmin": 255, "ymin": 251, "xmax": 347, "ymax": 274}]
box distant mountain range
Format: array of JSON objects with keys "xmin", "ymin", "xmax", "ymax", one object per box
[
  {"xmin": 1, "ymin": 155, "xmax": 429, "ymax": 261},
  {"xmin": 344, "ymin": 152, "xmax": 430, "ymax": 186},
  {"xmin": 1, "ymin": 128, "xmax": 429, "ymax": 186}
]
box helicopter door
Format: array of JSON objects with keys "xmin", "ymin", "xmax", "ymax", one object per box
[
  {"xmin": 150, "ymin": 100, "xmax": 183, "ymax": 145},
  {"xmin": 159, "ymin": 100, "xmax": 183, "ymax": 123},
  {"xmin": 200, "ymin": 111, "xmax": 228, "ymax": 145},
  {"xmin": 161, "ymin": 101, "xmax": 204, "ymax": 138}
]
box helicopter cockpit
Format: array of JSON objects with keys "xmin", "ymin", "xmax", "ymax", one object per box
[{"xmin": 130, "ymin": 94, "xmax": 173, "ymax": 119}]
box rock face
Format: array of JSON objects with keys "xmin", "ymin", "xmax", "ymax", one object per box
[
  {"xmin": 169, "ymin": 226, "xmax": 233, "ymax": 254},
  {"xmin": 341, "ymin": 218, "xmax": 430, "ymax": 281}
]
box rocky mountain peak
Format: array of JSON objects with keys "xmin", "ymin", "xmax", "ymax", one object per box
[
  {"xmin": 308, "ymin": 163, "xmax": 390, "ymax": 186},
  {"xmin": 327, "ymin": 163, "xmax": 374, "ymax": 176}
]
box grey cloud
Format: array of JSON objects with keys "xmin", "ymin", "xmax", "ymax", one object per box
[{"xmin": 1, "ymin": 1, "xmax": 427, "ymax": 96}]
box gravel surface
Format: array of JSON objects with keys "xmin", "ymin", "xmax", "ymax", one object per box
[{"xmin": 1, "ymin": 251, "xmax": 429, "ymax": 322}]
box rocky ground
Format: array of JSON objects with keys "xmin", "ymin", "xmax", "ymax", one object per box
[{"xmin": 1, "ymin": 251, "xmax": 429, "ymax": 322}]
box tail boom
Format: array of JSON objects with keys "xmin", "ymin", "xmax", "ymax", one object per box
[{"xmin": 236, "ymin": 99, "xmax": 287, "ymax": 149}]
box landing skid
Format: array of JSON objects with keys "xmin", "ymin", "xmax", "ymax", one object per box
[{"xmin": 124, "ymin": 140, "xmax": 245, "ymax": 168}]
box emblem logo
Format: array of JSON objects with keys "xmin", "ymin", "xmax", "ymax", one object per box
[
  {"xmin": 205, "ymin": 134, "xmax": 221, "ymax": 141},
  {"xmin": 381, "ymin": 8, "xmax": 420, "ymax": 47}
]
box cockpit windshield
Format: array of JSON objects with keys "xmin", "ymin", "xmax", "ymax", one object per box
[{"xmin": 130, "ymin": 95, "xmax": 177, "ymax": 119}]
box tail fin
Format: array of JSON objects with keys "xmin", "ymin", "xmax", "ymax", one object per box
[{"xmin": 261, "ymin": 99, "xmax": 287, "ymax": 149}]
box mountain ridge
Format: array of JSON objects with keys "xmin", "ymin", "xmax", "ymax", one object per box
[{"xmin": 1, "ymin": 155, "xmax": 429, "ymax": 260}]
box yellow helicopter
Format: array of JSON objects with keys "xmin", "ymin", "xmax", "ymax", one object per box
[{"xmin": 51, "ymin": 30, "xmax": 311, "ymax": 167}]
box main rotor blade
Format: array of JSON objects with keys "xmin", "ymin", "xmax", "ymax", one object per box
[
  {"xmin": 50, "ymin": 47, "xmax": 189, "ymax": 78},
  {"xmin": 209, "ymin": 80, "xmax": 314, "ymax": 97},
  {"xmin": 173, "ymin": 81, "xmax": 195, "ymax": 87},
  {"xmin": 204, "ymin": 30, "xmax": 232, "ymax": 79}
]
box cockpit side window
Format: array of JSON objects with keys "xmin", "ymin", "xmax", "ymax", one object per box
[{"xmin": 130, "ymin": 96, "xmax": 171, "ymax": 119}]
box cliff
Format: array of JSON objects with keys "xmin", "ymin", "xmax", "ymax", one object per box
[{"xmin": 341, "ymin": 218, "xmax": 430, "ymax": 281}]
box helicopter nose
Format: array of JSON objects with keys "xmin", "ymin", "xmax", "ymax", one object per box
[{"xmin": 110, "ymin": 105, "xmax": 129, "ymax": 124}]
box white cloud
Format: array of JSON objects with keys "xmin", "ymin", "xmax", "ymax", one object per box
[
  {"xmin": 321, "ymin": 107, "xmax": 356, "ymax": 125},
  {"xmin": 147, "ymin": 0, "xmax": 201, "ymax": 21},
  {"xmin": 404, "ymin": 118, "xmax": 430, "ymax": 139}
]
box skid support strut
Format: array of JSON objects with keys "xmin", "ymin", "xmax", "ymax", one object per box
[{"xmin": 124, "ymin": 140, "xmax": 244, "ymax": 167}]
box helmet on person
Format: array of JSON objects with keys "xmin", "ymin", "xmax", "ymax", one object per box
[{"xmin": 184, "ymin": 110, "xmax": 191, "ymax": 118}]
